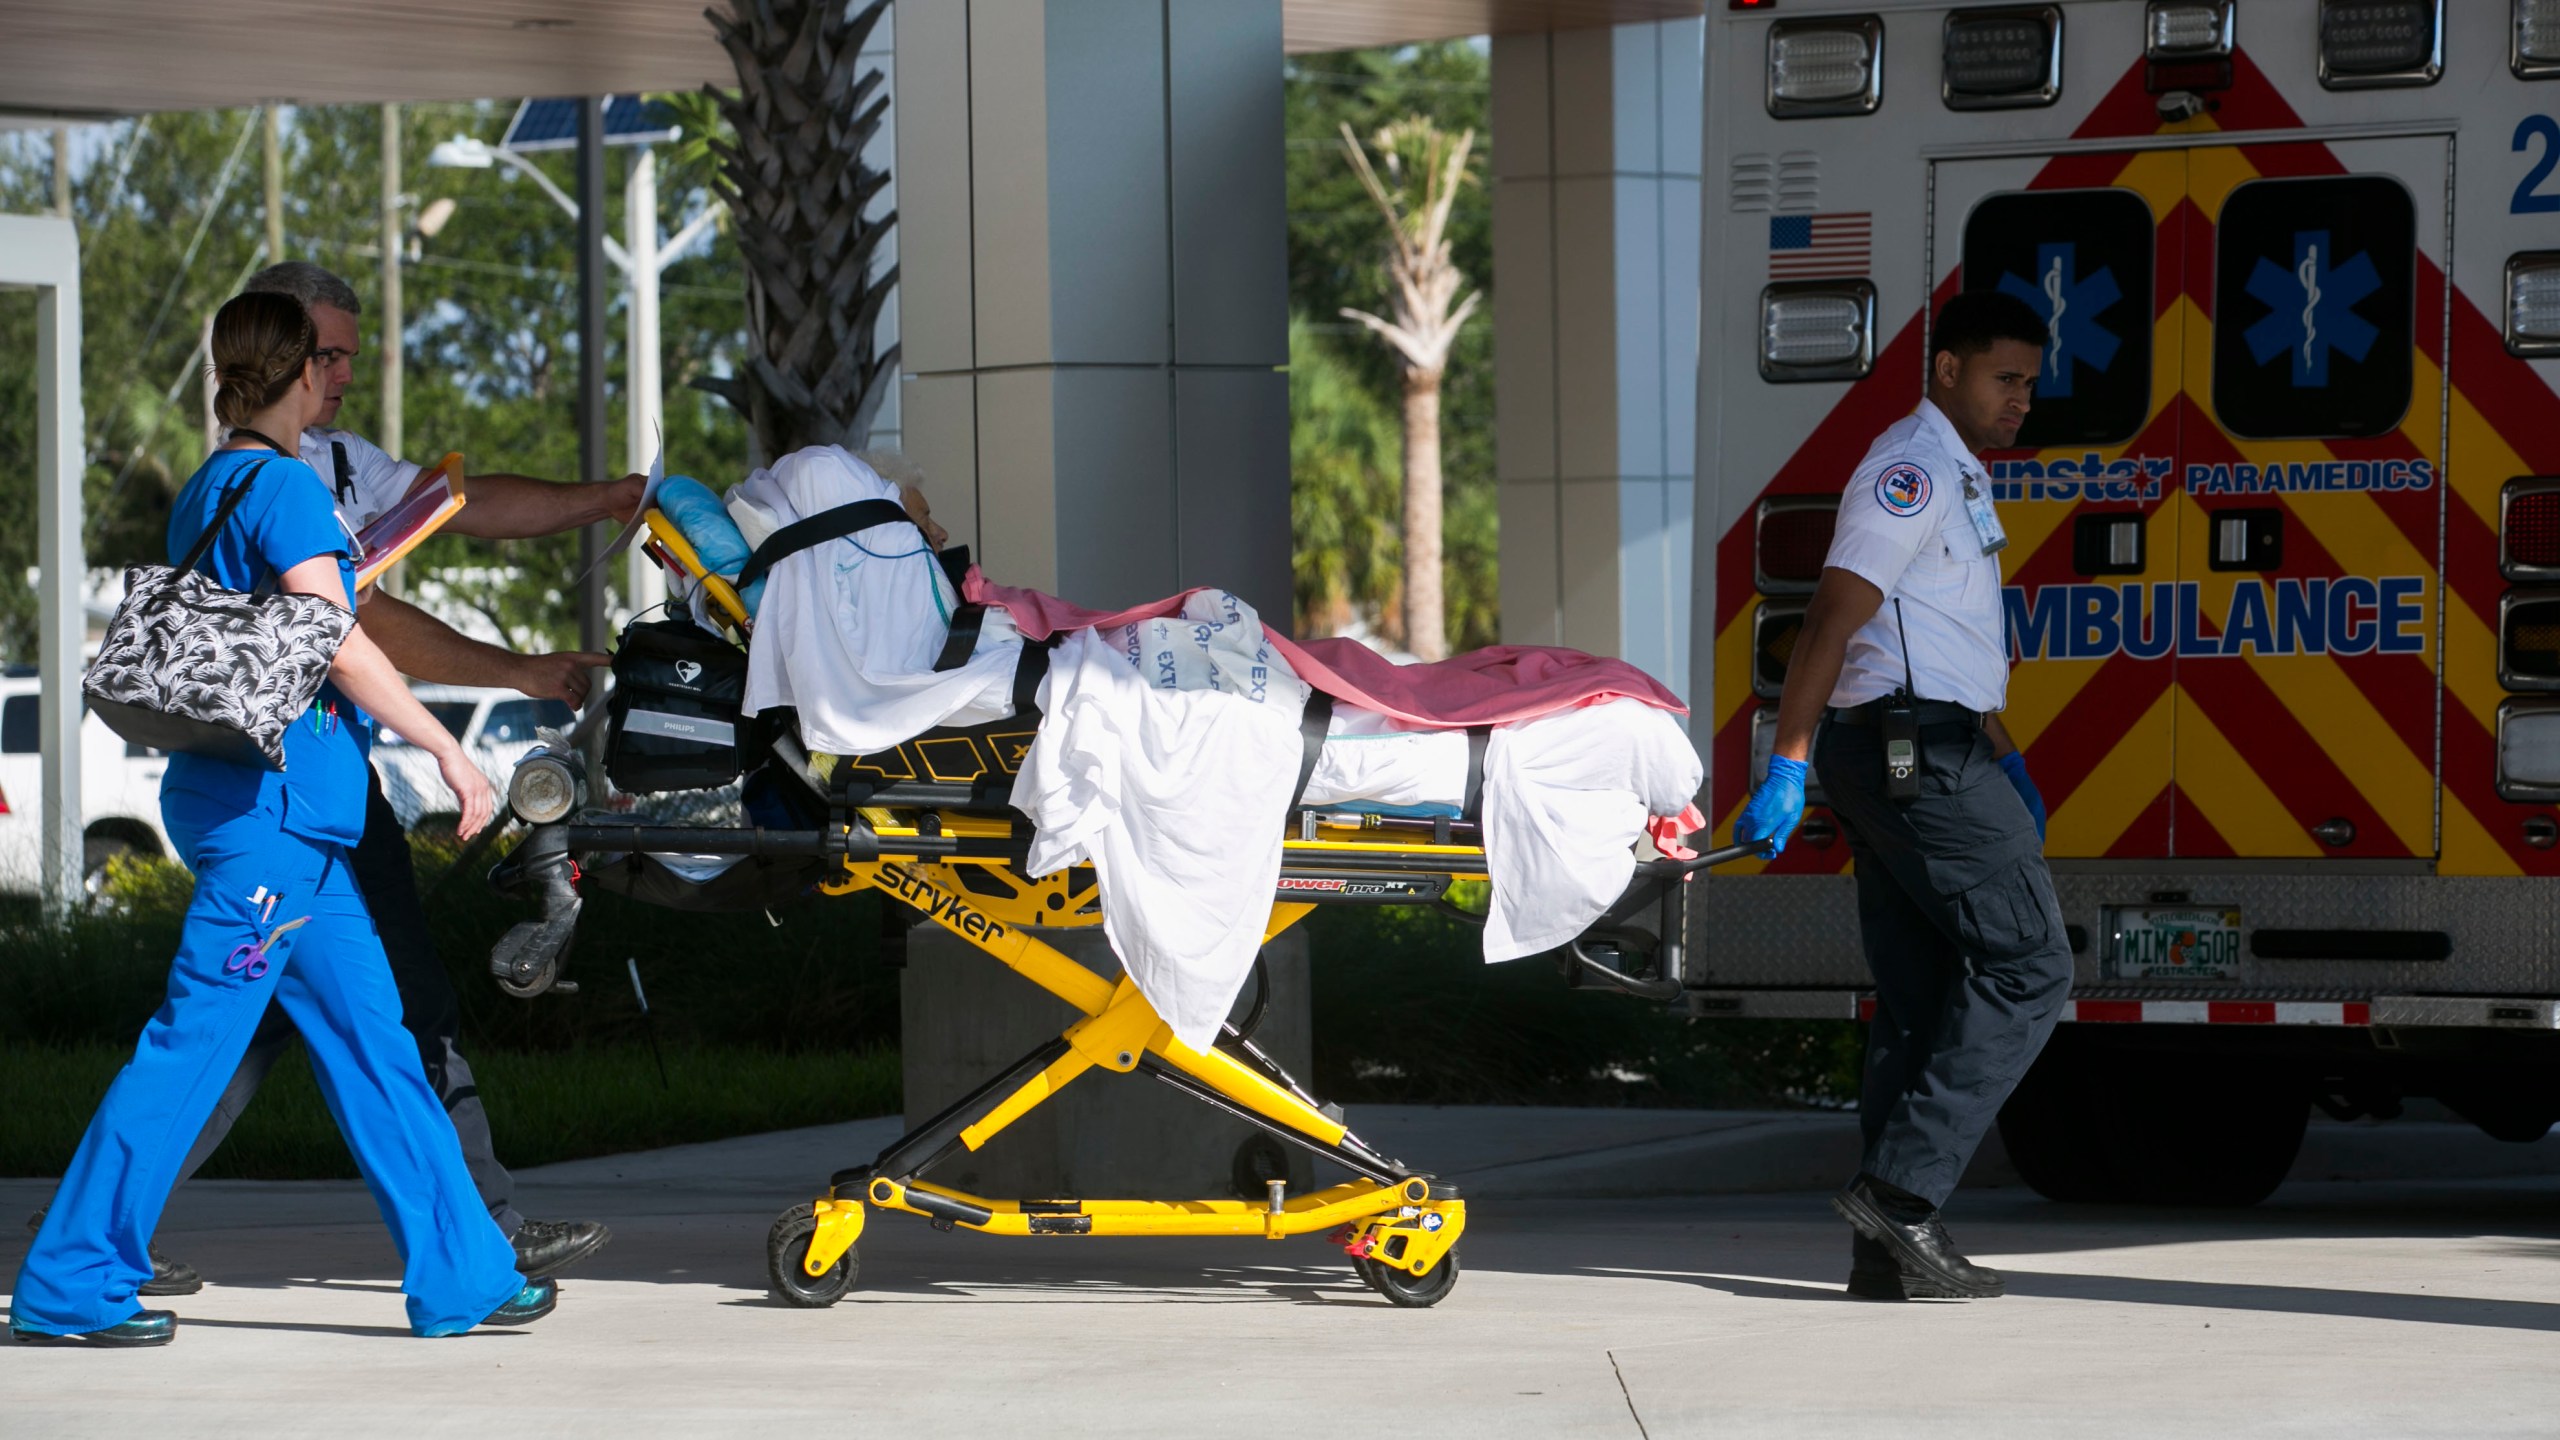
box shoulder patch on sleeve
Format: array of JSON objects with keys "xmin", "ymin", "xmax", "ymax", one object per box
[{"xmin": 1874, "ymin": 462, "xmax": 1933, "ymax": 517}]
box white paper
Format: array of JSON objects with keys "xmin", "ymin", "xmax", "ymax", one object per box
[{"xmin": 577, "ymin": 426, "xmax": 668, "ymax": 585}]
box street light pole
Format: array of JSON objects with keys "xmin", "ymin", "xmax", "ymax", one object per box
[
  {"xmin": 576, "ymin": 98, "xmax": 608, "ymax": 668},
  {"xmin": 625, "ymin": 146, "xmax": 666, "ymax": 616}
]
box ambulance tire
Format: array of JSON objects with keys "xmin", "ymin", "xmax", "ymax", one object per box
[
  {"xmin": 1996, "ymin": 1042, "xmax": 2116, "ymax": 1204},
  {"xmin": 1999, "ymin": 1042, "xmax": 2306, "ymax": 1208},
  {"xmin": 766, "ymin": 1205, "xmax": 857, "ymax": 1308}
]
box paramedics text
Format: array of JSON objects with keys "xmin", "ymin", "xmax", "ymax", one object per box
[
  {"xmin": 1990, "ymin": 457, "xmax": 2433, "ymax": 503},
  {"xmin": 878, "ymin": 862, "xmax": 1010, "ymax": 944},
  {"xmin": 2006, "ymin": 577, "xmax": 2428, "ymax": 661}
]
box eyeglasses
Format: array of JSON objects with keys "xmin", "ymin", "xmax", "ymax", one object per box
[{"xmin": 313, "ymin": 347, "xmax": 355, "ymax": 368}]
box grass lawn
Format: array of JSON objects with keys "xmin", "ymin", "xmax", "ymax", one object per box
[{"xmin": 2, "ymin": 1042, "xmax": 900, "ymax": 1181}]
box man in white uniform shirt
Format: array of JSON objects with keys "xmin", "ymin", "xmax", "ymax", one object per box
[
  {"xmin": 1736, "ymin": 292, "xmax": 2070, "ymax": 1303},
  {"xmin": 160, "ymin": 263, "xmax": 640, "ymax": 1286}
]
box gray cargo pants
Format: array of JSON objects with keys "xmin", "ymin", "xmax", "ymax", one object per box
[{"xmin": 1814, "ymin": 708, "xmax": 2074, "ymax": 1207}]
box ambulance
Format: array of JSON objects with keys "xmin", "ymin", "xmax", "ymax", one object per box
[{"xmin": 1687, "ymin": 0, "xmax": 2560, "ymax": 1204}]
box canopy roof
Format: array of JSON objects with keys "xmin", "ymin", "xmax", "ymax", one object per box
[{"xmin": 0, "ymin": 0, "xmax": 1704, "ymax": 121}]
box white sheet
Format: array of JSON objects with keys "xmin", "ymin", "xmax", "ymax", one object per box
[
  {"xmin": 1013, "ymin": 592, "xmax": 1308, "ymax": 1052},
  {"xmin": 1479, "ymin": 699, "xmax": 1703, "ymax": 960},
  {"xmin": 734, "ymin": 446, "xmax": 1023, "ymax": 756}
]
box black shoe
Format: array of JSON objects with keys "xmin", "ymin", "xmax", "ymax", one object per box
[
  {"xmin": 12, "ymin": 1309, "xmax": 177, "ymax": 1346},
  {"xmin": 1832, "ymin": 1176, "xmax": 2006, "ymax": 1300},
  {"xmin": 510, "ymin": 1218, "xmax": 610, "ymax": 1279},
  {"xmin": 480, "ymin": 1278, "xmax": 557, "ymax": 1327},
  {"xmin": 27, "ymin": 1209, "xmax": 202, "ymax": 1298},
  {"xmin": 1845, "ymin": 1231, "xmax": 1906, "ymax": 1300}
]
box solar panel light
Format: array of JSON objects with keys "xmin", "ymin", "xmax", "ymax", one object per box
[
  {"xmin": 2149, "ymin": 1, "xmax": 2233, "ymax": 57},
  {"xmin": 1760, "ymin": 281, "xmax": 1877, "ymax": 382},
  {"xmin": 1943, "ymin": 6, "xmax": 2064, "ymax": 110},
  {"xmin": 2500, "ymin": 477, "xmax": 2560, "ymax": 583},
  {"xmin": 1755, "ymin": 496, "xmax": 1841, "ymax": 594},
  {"xmin": 2317, "ymin": 0, "xmax": 2443, "ymax": 89},
  {"xmin": 2522, "ymin": 0, "xmax": 2560, "ymax": 77},
  {"xmin": 2505, "ymin": 253, "xmax": 2560, "ymax": 356},
  {"xmin": 2496, "ymin": 698, "xmax": 2560, "ymax": 802},
  {"xmin": 1767, "ymin": 16, "xmax": 1885, "ymax": 117}
]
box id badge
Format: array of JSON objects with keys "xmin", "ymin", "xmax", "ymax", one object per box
[
  {"xmin": 1882, "ymin": 696, "xmax": 1921, "ymax": 804},
  {"xmin": 1962, "ymin": 476, "xmax": 2008, "ymax": 556}
]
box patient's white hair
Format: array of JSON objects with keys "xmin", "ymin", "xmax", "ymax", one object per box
[{"xmin": 854, "ymin": 448, "xmax": 925, "ymax": 488}]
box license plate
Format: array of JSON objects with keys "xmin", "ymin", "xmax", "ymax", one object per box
[{"xmin": 2101, "ymin": 904, "xmax": 2243, "ymax": 982}]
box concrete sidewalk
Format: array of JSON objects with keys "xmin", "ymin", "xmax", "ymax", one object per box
[{"xmin": 7, "ymin": 1108, "xmax": 2559, "ymax": 1438}]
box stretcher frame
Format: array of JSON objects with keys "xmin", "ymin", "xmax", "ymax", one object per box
[{"xmin": 483, "ymin": 506, "xmax": 1759, "ymax": 1308}]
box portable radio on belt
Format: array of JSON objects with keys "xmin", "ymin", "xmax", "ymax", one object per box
[{"xmin": 1884, "ymin": 599, "xmax": 1921, "ymax": 803}]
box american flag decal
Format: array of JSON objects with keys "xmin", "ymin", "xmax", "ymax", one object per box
[{"xmin": 1769, "ymin": 212, "xmax": 1873, "ymax": 281}]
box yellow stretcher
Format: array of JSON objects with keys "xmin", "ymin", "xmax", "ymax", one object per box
[{"xmin": 481, "ymin": 505, "xmax": 1761, "ymax": 1309}]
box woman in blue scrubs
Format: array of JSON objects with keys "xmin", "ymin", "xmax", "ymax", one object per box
[{"xmin": 11, "ymin": 293, "xmax": 554, "ymax": 1346}]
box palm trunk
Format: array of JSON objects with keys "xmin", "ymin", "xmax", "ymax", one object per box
[{"xmin": 1401, "ymin": 371, "xmax": 1446, "ymax": 662}]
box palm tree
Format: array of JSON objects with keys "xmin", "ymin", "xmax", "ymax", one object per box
[
  {"xmin": 695, "ymin": 0, "xmax": 899, "ymax": 462},
  {"xmin": 1337, "ymin": 117, "xmax": 1482, "ymax": 663}
]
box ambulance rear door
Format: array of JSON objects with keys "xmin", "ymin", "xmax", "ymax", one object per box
[{"xmin": 2174, "ymin": 137, "xmax": 2448, "ymax": 862}]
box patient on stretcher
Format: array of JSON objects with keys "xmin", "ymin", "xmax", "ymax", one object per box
[{"xmin": 644, "ymin": 445, "xmax": 1705, "ymax": 1049}]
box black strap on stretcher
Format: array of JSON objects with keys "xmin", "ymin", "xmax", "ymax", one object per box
[
  {"xmin": 1284, "ymin": 689, "xmax": 1493, "ymax": 826},
  {"xmin": 734, "ymin": 498, "xmax": 915, "ymax": 593}
]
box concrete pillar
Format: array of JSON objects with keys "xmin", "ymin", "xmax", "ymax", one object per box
[
  {"xmin": 893, "ymin": 0, "xmax": 1290, "ymax": 617},
  {"xmin": 901, "ymin": 927, "xmax": 1314, "ymax": 1199},
  {"xmin": 888, "ymin": 0, "xmax": 1302, "ymax": 1198},
  {"xmin": 1491, "ymin": 20, "xmax": 1704, "ymax": 702}
]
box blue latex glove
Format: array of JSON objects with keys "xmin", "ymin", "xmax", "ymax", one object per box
[
  {"xmin": 1737, "ymin": 755, "xmax": 1808, "ymax": 857},
  {"xmin": 2000, "ymin": 750, "xmax": 2047, "ymax": 842}
]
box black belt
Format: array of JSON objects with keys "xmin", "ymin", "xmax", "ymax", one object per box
[{"xmin": 1825, "ymin": 698, "xmax": 1982, "ymax": 729}]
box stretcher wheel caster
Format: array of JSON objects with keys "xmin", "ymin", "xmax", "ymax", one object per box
[
  {"xmin": 1356, "ymin": 1246, "xmax": 1460, "ymax": 1308},
  {"xmin": 766, "ymin": 1205, "xmax": 857, "ymax": 1308}
]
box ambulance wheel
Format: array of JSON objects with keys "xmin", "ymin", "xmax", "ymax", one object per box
[
  {"xmin": 766, "ymin": 1206, "xmax": 856, "ymax": 1308},
  {"xmin": 1357, "ymin": 1246, "xmax": 1460, "ymax": 1308}
]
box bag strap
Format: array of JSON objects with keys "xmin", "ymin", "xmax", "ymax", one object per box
[
  {"xmin": 734, "ymin": 498, "xmax": 915, "ymax": 593},
  {"xmin": 175, "ymin": 458, "xmax": 273, "ymax": 579}
]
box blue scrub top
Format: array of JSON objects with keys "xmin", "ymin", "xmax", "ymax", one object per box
[{"xmin": 160, "ymin": 447, "xmax": 375, "ymax": 846}]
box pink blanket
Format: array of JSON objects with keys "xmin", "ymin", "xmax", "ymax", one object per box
[{"xmin": 964, "ymin": 572, "xmax": 1687, "ymax": 728}]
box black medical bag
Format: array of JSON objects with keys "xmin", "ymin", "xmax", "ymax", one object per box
[{"xmin": 604, "ymin": 617, "xmax": 753, "ymax": 793}]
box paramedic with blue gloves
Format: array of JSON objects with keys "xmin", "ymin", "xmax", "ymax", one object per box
[
  {"xmin": 12, "ymin": 293, "xmax": 552, "ymax": 1345},
  {"xmin": 1733, "ymin": 292, "xmax": 2071, "ymax": 1303}
]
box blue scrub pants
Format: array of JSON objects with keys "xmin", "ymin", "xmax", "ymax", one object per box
[{"xmin": 9, "ymin": 793, "xmax": 524, "ymax": 1338}]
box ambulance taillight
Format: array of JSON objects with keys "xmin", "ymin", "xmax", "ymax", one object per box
[
  {"xmin": 2501, "ymin": 479, "xmax": 2560, "ymax": 581},
  {"xmin": 1751, "ymin": 600, "xmax": 1807, "ymax": 699},
  {"xmin": 1942, "ymin": 6, "xmax": 2063, "ymax": 111},
  {"xmin": 1766, "ymin": 16, "xmax": 1883, "ymax": 118},
  {"xmin": 1759, "ymin": 281, "xmax": 1875, "ymax": 382},
  {"xmin": 1754, "ymin": 496, "xmax": 1839, "ymax": 594},
  {"xmin": 2520, "ymin": 0, "xmax": 2560, "ymax": 79},
  {"xmin": 2498, "ymin": 592, "xmax": 2560, "ymax": 692},
  {"xmin": 2504, "ymin": 254, "xmax": 2560, "ymax": 357},
  {"xmin": 2316, "ymin": 0, "xmax": 2442, "ymax": 90},
  {"xmin": 2147, "ymin": 2, "xmax": 2232, "ymax": 58},
  {"xmin": 2496, "ymin": 699, "xmax": 2560, "ymax": 802}
]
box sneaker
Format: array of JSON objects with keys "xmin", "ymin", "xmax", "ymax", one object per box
[
  {"xmin": 27, "ymin": 1210, "xmax": 201, "ymax": 1297},
  {"xmin": 510, "ymin": 1218, "xmax": 611, "ymax": 1279},
  {"xmin": 481, "ymin": 1278, "xmax": 557, "ymax": 1327},
  {"xmin": 12, "ymin": 1309, "xmax": 177, "ymax": 1347}
]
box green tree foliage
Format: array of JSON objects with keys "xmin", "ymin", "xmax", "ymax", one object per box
[
  {"xmin": 0, "ymin": 102, "xmax": 750, "ymax": 659},
  {"xmin": 1286, "ymin": 42, "xmax": 1496, "ymax": 651}
]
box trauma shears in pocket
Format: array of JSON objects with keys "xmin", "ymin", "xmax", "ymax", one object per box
[{"xmin": 224, "ymin": 915, "xmax": 311, "ymax": 980}]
